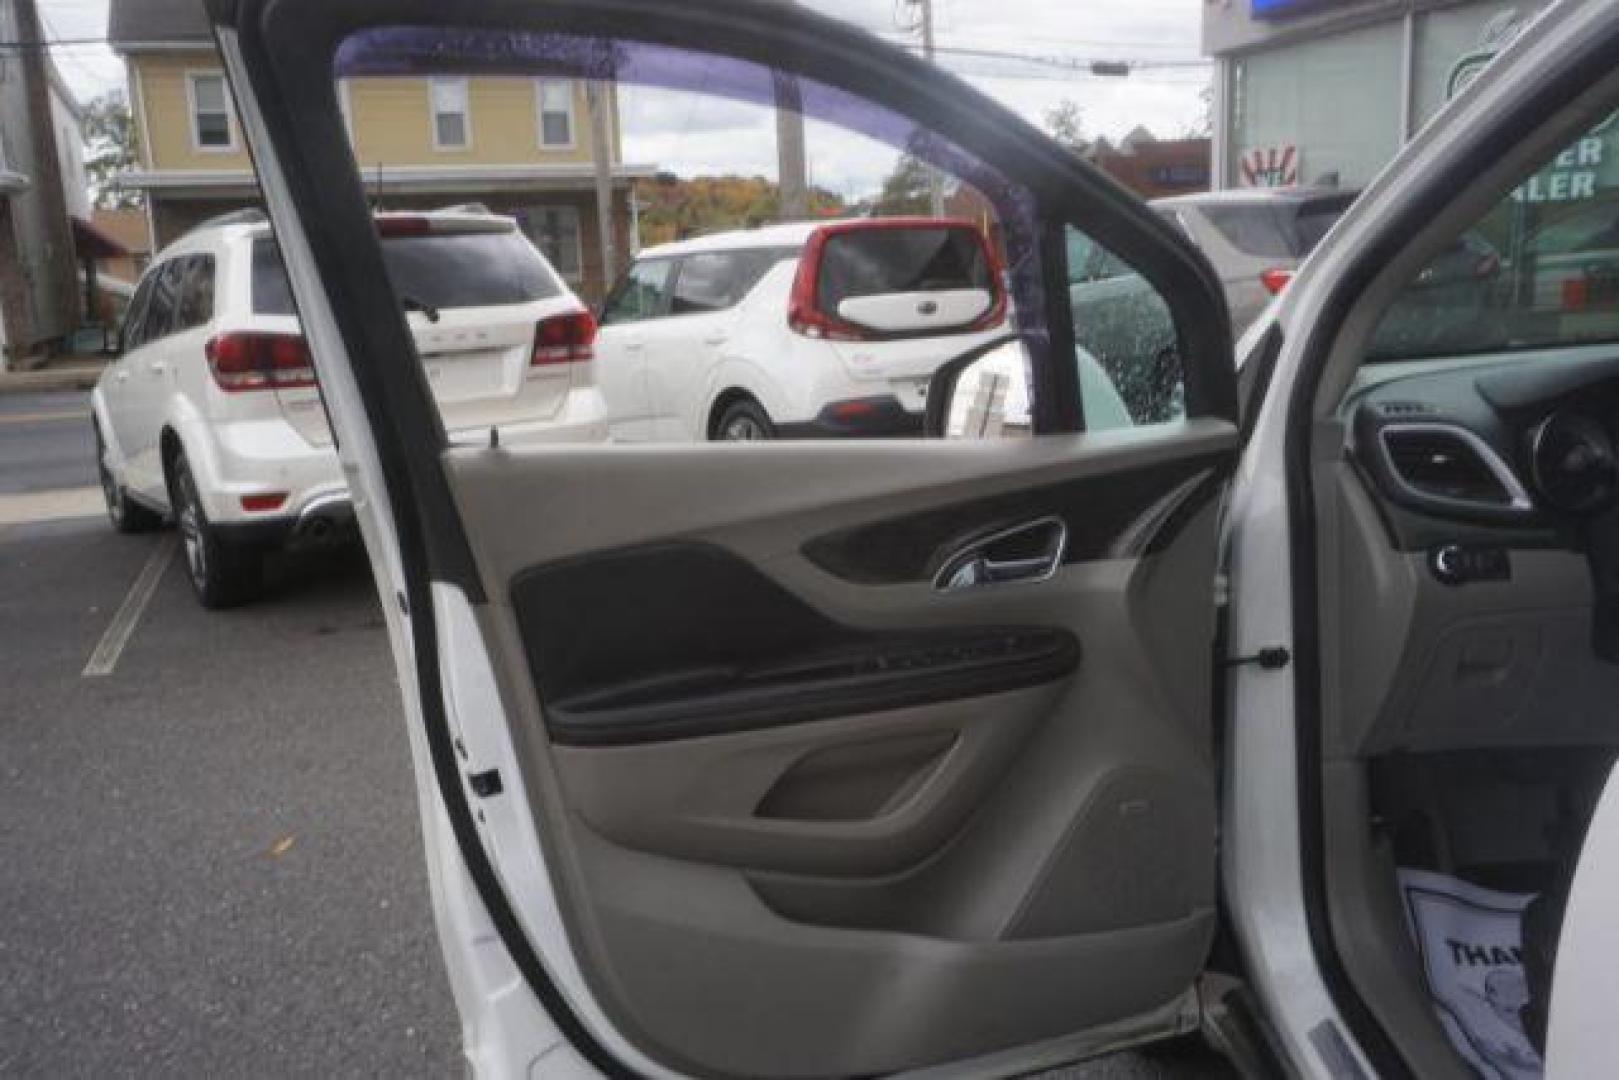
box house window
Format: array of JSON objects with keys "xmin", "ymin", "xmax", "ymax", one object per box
[
  {"xmin": 188, "ymin": 72, "xmax": 234, "ymax": 151},
  {"xmin": 537, "ymin": 79, "xmax": 575, "ymax": 148},
  {"xmin": 430, "ymin": 77, "xmax": 470, "ymax": 150},
  {"xmin": 525, "ymin": 206, "xmax": 582, "ymax": 281}
]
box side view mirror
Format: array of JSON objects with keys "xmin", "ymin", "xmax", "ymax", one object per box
[
  {"xmin": 103, "ymin": 329, "xmax": 124, "ymax": 358},
  {"xmin": 923, "ymin": 334, "xmax": 1031, "ymax": 438}
]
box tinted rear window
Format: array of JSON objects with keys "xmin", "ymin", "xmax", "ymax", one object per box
[
  {"xmin": 815, "ymin": 227, "xmax": 991, "ymax": 311},
  {"xmin": 252, "ymin": 229, "xmax": 562, "ymax": 315},
  {"xmin": 1202, "ymin": 196, "xmax": 1353, "ymax": 259}
]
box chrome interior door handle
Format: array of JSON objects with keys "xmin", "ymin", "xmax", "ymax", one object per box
[{"xmin": 933, "ymin": 516, "xmax": 1068, "ymax": 592}]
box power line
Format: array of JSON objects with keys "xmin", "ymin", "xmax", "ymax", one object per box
[
  {"xmin": 38, "ymin": 10, "xmax": 113, "ymax": 91},
  {"xmin": 909, "ymin": 42, "xmax": 1208, "ymax": 72}
]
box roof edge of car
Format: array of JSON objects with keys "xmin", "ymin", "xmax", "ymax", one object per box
[
  {"xmin": 638, "ymin": 214, "xmax": 992, "ymax": 259},
  {"xmin": 175, "ymin": 205, "xmax": 520, "ymax": 249}
]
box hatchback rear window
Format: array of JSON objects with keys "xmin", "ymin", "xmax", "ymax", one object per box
[
  {"xmin": 252, "ymin": 228, "xmax": 562, "ymax": 315},
  {"xmin": 814, "ymin": 227, "xmax": 992, "ymax": 312},
  {"xmin": 1295, "ymin": 199, "xmax": 1352, "ymax": 253}
]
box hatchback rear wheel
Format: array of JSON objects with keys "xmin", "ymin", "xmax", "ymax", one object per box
[
  {"xmin": 170, "ymin": 450, "xmax": 262, "ymax": 609},
  {"xmin": 713, "ymin": 398, "xmax": 774, "ymax": 441}
]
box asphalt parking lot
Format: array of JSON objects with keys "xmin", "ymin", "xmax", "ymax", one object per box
[{"xmin": 0, "ymin": 388, "xmax": 1229, "ymax": 1078}]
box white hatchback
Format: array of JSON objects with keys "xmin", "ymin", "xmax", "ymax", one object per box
[
  {"xmin": 92, "ymin": 209, "xmax": 605, "ymax": 607},
  {"xmin": 595, "ymin": 217, "xmax": 1010, "ymax": 441}
]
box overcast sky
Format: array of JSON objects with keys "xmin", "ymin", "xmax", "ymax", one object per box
[{"xmin": 47, "ymin": 0, "xmax": 1208, "ymax": 197}]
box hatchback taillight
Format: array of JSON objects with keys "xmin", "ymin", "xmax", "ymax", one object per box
[
  {"xmin": 532, "ymin": 311, "xmax": 597, "ymax": 365},
  {"xmin": 205, "ymin": 331, "xmax": 316, "ymax": 392}
]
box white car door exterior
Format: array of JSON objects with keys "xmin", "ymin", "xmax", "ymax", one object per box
[
  {"xmin": 651, "ymin": 250, "xmax": 796, "ymax": 441},
  {"xmin": 103, "ymin": 272, "xmax": 156, "ymax": 484},
  {"xmin": 123, "ymin": 257, "xmax": 185, "ymax": 501},
  {"xmin": 595, "ymin": 256, "xmax": 675, "ymax": 442}
]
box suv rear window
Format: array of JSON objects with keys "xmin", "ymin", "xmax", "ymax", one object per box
[
  {"xmin": 1201, "ymin": 195, "xmax": 1355, "ymax": 259},
  {"xmin": 252, "ymin": 228, "xmax": 562, "ymax": 315},
  {"xmin": 814, "ymin": 226, "xmax": 992, "ymax": 312}
]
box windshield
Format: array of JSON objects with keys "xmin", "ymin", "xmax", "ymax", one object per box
[
  {"xmin": 251, "ymin": 229, "xmax": 562, "ymax": 316},
  {"xmin": 1368, "ymin": 125, "xmax": 1619, "ymax": 362}
]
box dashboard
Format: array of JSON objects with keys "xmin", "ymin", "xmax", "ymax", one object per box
[
  {"xmin": 1336, "ymin": 348, "xmax": 1619, "ymax": 754},
  {"xmin": 1351, "ymin": 351, "xmax": 1619, "ymax": 552}
]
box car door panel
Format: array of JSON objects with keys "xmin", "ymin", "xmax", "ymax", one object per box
[
  {"xmin": 439, "ymin": 424, "xmax": 1227, "ymax": 1073},
  {"xmin": 220, "ymin": 1, "xmax": 1237, "ymax": 1074},
  {"xmin": 515, "ymin": 541, "xmax": 1080, "ymax": 749},
  {"xmin": 647, "ymin": 254, "xmax": 743, "ymax": 438},
  {"xmin": 103, "ymin": 352, "xmax": 143, "ymax": 486},
  {"xmin": 126, "ymin": 258, "xmax": 186, "ymax": 499},
  {"xmin": 597, "ymin": 257, "xmax": 676, "ymax": 441},
  {"xmin": 104, "ymin": 274, "xmax": 156, "ymax": 482}
]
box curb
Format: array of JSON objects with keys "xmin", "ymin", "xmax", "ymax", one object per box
[{"xmin": 0, "ymin": 364, "xmax": 106, "ymax": 394}]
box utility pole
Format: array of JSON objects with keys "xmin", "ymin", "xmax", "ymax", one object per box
[
  {"xmin": 587, "ymin": 81, "xmax": 617, "ymax": 301},
  {"xmin": 2, "ymin": 0, "xmax": 78, "ymax": 363},
  {"xmin": 907, "ymin": 0, "xmax": 947, "ymax": 216},
  {"xmin": 774, "ymin": 73, "xmax": 809, "ymax": 220},
  {"xmin": 774, "ymin": 1, "xmax": 809, "ymax": 220}
]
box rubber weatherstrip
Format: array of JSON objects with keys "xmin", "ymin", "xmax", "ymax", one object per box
[{"xmin": 208, "ymin": 5, "xmax": 641, "ymax": 1077}]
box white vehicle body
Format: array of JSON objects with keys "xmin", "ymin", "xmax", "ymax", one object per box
[
  {"xmin": 216, "ymin": 1, "xmax": 1619, "ymax": 1077},
  {"xmin": 92, "ymin": 210, "xmax": 605, "ymax": 605},
  {"xmin": 596, "ymin": 219, "xmax": 1010, "ymax": 441}
]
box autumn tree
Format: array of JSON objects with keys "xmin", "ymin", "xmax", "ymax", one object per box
[
  {"xmin": 1044, "ymin": 100, "xmax": 1086, "ymax": 153},
  {"xmin": 633, "ymin": 175, "xmax": 845, "ymax": 247},
  {"xmin": 83, "ymin": 93, "xmax": 142, "ymax": 209},
  {"xmin": 872, "ymin": 155, "xmax": 934, "ymax": 216}
]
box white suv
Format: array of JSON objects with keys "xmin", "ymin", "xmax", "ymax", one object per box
[
  {"xmin": 92, "ymin": 209, "xmax": 605, "ymax": 608},
  {"xmin": 595, "ymin": 217, "xmax": 1009, "ymax": 441}
]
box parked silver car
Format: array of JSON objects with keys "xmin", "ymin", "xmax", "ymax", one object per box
[{"xmin": 1154, "ymin": 187, "xmax": 1359, "ymax": 332}]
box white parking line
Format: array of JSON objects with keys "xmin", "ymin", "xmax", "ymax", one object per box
[
  {"xmin": 0, "ymin": 409, "xmax": 87, "ymax": 427},
  {"xmin": 0, "ymin": 487, "xmax": 105, "ymax": 527},
  {"xmin": 82, "ymin": 534, "xmax": 178, "ymax": 678}
]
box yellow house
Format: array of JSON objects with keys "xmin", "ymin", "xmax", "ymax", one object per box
[{"xmin": 109, "ymin": 0, "xmax": 654, "ymax": 301}]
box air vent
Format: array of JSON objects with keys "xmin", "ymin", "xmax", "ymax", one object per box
[{"xmin": 1381, "ymin": 425, "xmax": 1518, "ymax": 507}]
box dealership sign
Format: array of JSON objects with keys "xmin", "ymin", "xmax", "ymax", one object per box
[
  {"xmin": 1446, "ymin": 9, "xmax": 1619, "ymax": 204},
  {"xmin": 1240, "ymin": 145, "xmax": 1299, "ymax": 188},
  {"xmin": 1252, "ymin": 0, "xmax": 1345, "ymax": 19}
]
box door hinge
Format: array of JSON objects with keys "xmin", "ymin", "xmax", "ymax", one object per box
[
  {"xmin": 467, "ymin": 769, "xmax": 503, "ymax": 798},
  {"xmin": 1223, "ymin": 646, "xmax": 1291, "ymax": 671}
]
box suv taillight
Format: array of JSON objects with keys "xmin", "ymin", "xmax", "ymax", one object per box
[
  {"xmin": 787, "ymin": 218, "xmax": 1007, "ymax": 342},
  {"xmin": 532, "ymin": 311, "xmax": 597, "ymax": 365},
  {"xmin": 205, "ymin": 331, "xmax": 316, "ymax": 392}
]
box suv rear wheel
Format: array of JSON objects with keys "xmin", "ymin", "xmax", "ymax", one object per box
[
  {"xmin": 96, "ymin": 423, "xmax": 162, "ymax": 534},
  {"xmin": 713, "ymin": 398, "xmax": 774, "ymax": 441},
  {"xmin": 170, "ymin": 450, "xmax": 262, "ymax": 609}
]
